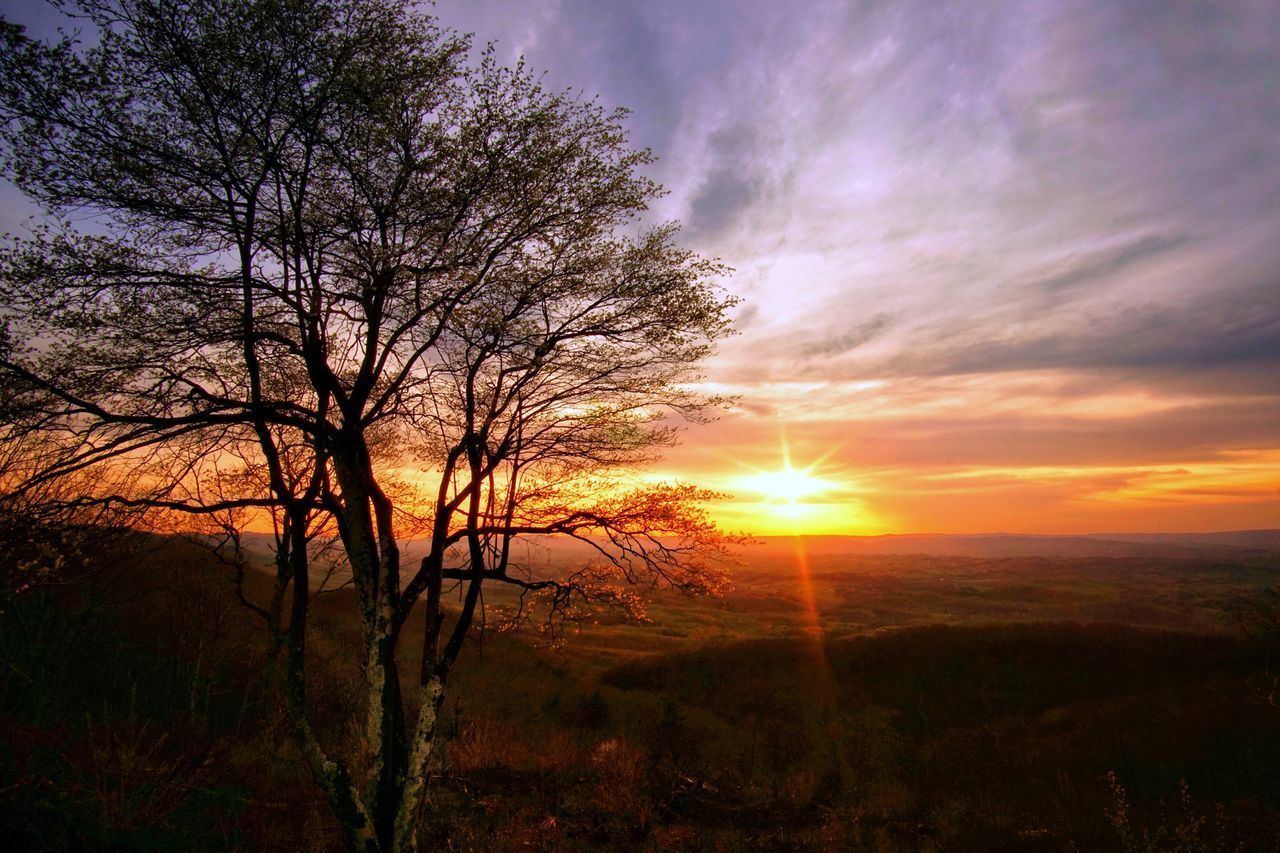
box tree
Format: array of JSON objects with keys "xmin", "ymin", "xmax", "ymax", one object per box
[
  {"xmin": 0, "ymin": 1, "xmax": 737, "ymax": 849},
  {"xmin": 0, "ymin": 351, "xmax": 146, "ymax": 602}
]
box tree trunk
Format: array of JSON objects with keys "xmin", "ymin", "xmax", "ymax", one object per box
[
  {"xmin": 282, "ymin": 515, "xmax": 378, "ymax": 850},
  {"xmin": 330, "ymin": 439, "xmax": 412, "ymax": 849},
  {"xmin": 367, "ymin": 622, "xmax": 408, "ymax": 849},
  {"xmin": 393, "ymin": 675, "xmax": 447, "ymax": 851}
]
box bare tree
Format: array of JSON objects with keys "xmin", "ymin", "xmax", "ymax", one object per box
[{"xmin": 0, "ymin": 1, "xmax": 737, "ymax": 848}]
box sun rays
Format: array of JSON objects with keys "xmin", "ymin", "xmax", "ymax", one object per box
[
  {"xmin": 713, "ymin": 432, "xmax": 888, "ymax": 535},
  {"xmin": 733, "ymin": 435, "xmax": 839, "ymax": 512},
  {"xmin": 733, "ymin": 432, "xmax": 842, "ymax": 711}
]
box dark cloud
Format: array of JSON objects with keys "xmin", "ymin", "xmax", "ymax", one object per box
[
  {"xmin": 911, "ymin": 282, "xmax": 1280, "ymax": 377},
  {"xmin": 851, "ymin": 399, "xmax": 1280, "ymax": 467},
  {"xmin": 687, "ymin": 124, "xmax": 766, "ymax": 236},
  {"xmin": 1027, "ymin": 233, "xmax": 1190, "ymax": 295},
  {"xmin": 1043, "ymin": 3, "xmax": 1280, "ymax": 240},
  {"xmin": 731, "ymin": 303, "xmax": 761, "ymax": 331},
  {"xmin": 798, "ymin": 313, "xmax": 894, "ymax": 359}
]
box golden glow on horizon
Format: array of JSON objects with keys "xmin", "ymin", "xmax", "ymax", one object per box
[
  {"xmin": 350, "ymin": 367, "xmax": 1280, "ymax": 538},
  {"xmin": 713, "ymin": 501, "xmax": 889, "ymax": 536},
  {"xmin": 226, "ymin": 434, "xmax": 1278, "ymax": 539},
  {"xmin": 709, "ymin": 432, "xmax": 892, "ymax": 535}
]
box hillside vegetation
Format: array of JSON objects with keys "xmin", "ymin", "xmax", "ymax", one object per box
[{"xmin": 2, "ymin": 534, "xmax": 1278, "ymax": 850}]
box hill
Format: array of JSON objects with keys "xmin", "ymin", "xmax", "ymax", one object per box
[
  {"xmin": 5, "ymin": 530, "xmax": 1278, "ymax": 849},
  {"xmin": 747, "ymin": 530, "xmax": 1280, "ymax": 560}
]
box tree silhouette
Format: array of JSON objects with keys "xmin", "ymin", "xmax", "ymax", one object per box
[{"xmin": 0, "ymin": 1, "xmax": 736, "ymax": 848}]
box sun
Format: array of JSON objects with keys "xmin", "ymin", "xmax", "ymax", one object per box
[
  {"xmin": 738, "ymin": 463, "xmax": 835, "ymax": 505},
  {"xmin": 733, "ymin": 431, "xmax": 841, "ymax": 507},
  {"xmin": 713, "ymin": 431, "xmax": 889, "ymax": 535},
  {"xmin": 714, "ymin": 436, "xmax": 888, "ymax": 535}
]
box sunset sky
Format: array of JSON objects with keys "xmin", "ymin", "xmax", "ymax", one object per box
[
  {"xmin": 3, "ymin": 1, "xmax": 1278, "ymax": 535},
  {"xmin": 432, "ymin": 0, "xmax": 1280, "ymax": 536}
]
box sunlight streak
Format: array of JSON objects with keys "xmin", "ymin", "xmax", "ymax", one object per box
[
  {"xmin": 740, "ymin": 431, "xmax": 841, "ymax": 711},
  {"xmin": 788, "ymin": 510, "xmax": 840, "ymax": 724}
]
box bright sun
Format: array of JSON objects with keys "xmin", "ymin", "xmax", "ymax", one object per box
[
  {"xmin": 737, "ymin": 462, "xmax": 835, "ymax": 504},
  {"xmin": 717, "ymin": 436, "xmax": 888, "ymax": 535}
]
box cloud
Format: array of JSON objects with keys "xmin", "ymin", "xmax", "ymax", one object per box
[
  {"xmin": 895, "ymin": 280, "xmax": 1280, "ymax": 378},
  {"xmin": 1026, "ymin": 233, "xmax": 1191, "ymax": 295},
  {"xmin": 797, "ymin": 314, "xmax": 895, "ymax": 359},
  {"xmin": 686, "ymin": 124, "xmax": 766, "ymax": 237}
]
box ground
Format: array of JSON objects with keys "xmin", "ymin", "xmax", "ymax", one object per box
[{"xmin": 2, "ymin": 533, "xmax": 1278, "ymax": 850}]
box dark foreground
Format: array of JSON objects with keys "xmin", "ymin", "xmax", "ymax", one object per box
[{"xmin": 2, "ymin": 535, "xmax": 1278, "ymax": 850}]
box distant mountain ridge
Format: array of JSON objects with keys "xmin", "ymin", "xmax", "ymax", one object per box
[
  {"xmin": 1084, "ymin": 530, "xmax": 1280, "ymax": 550},
  {"xmin": 229, "ymin": 529, "xmax": 1280, "ymax": 564},
  {"xmin": 750, "ymin": 530, "xmax": 1280, "ymax": 559}
]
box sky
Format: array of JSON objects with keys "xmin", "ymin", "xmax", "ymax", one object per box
[{"xmin": 3, "ymin": 0, "xmax": 1278, "ymax": 535}]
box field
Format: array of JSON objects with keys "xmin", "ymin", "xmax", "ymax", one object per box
[{"xmin": 2, "ymin": 533, "xmax": 1278, "ymax": 850}]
